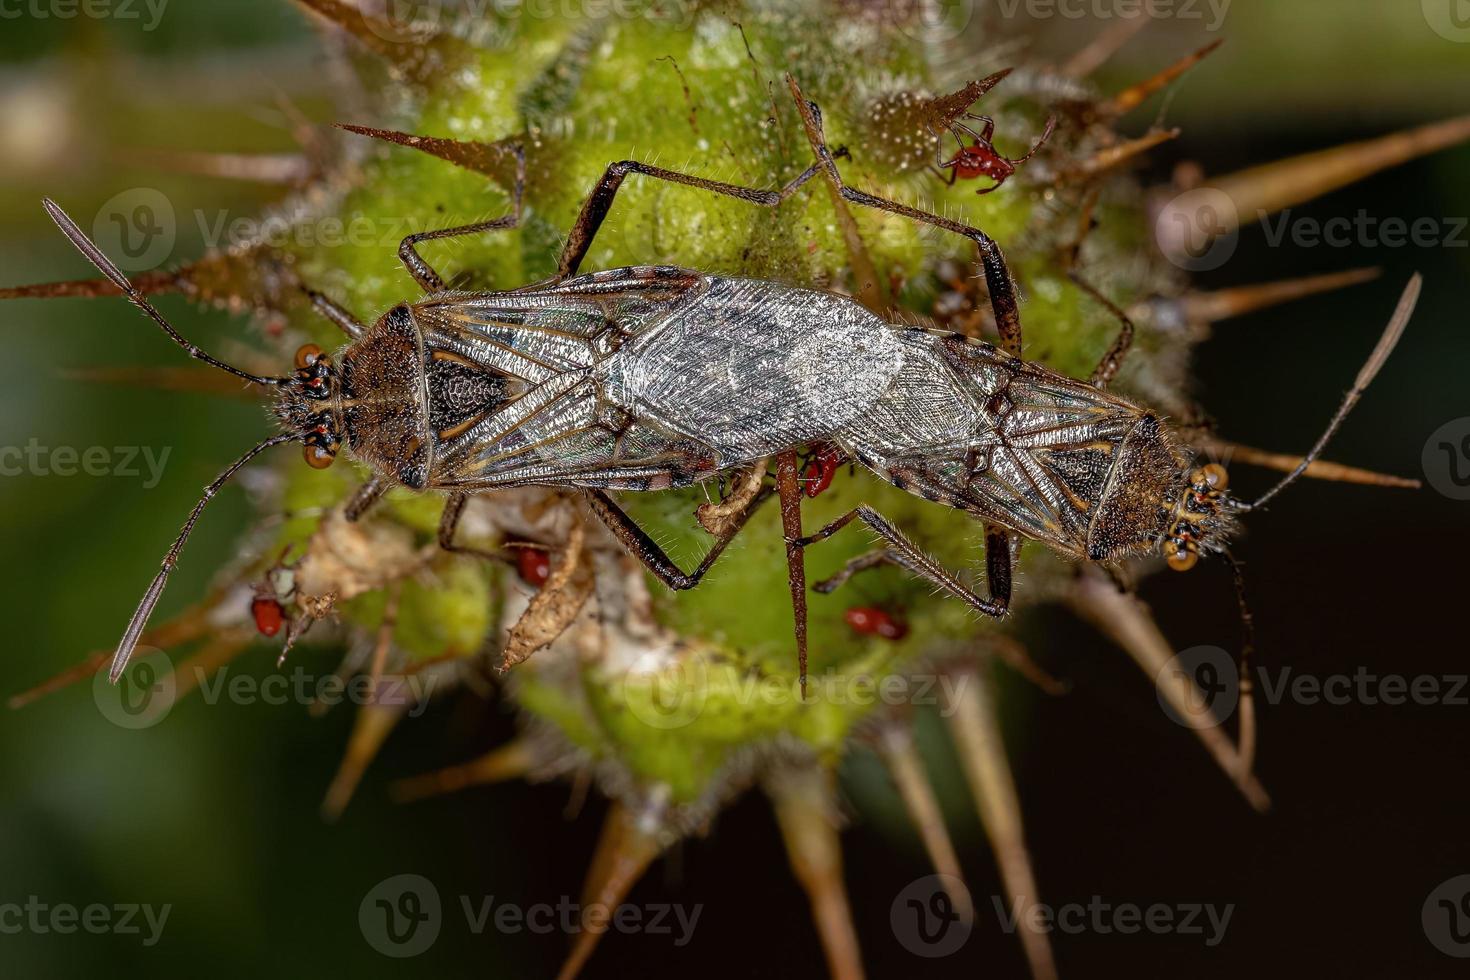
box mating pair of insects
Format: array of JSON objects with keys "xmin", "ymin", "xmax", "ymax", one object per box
[{"xmin": 40, "ymin": 75, "xmax": 1419, "ymax": 704}]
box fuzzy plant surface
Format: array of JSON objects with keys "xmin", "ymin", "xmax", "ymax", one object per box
[
  {"xmin": 225, "ymin": 0, "xmax": 1186, "ymax": 821},
  {"xmin": 17, "ymin": 1, "xmax": 1461, "ymax": 976}
]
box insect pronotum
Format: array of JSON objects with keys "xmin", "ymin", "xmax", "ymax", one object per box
[{"xmin": 33, "ymin": 77, "xmax": 1419, "ymax": 742}]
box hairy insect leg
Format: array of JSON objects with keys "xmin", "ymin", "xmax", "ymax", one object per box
[
  {"xmin": 1057, "ymin": 190, "xmax": 1135, "ymax": 386},
  {"xmin": 304, "ymin": 287, "xmax": 367, "ymax": 339},
  {"xmin": 584, "ymin": 484, "xmax": 774, "ymax": 590},
  {"xmin": 784, "ymin": 76, "xmax": 1024, "ymax": 358},
  {"xmin": 437, "ymin": 492, "xmax": 504, "ymax": 563},
  {"xmin": 795, "ymin": 505, "xmax": 1009, "ymax": 619},
  {"xmin": 1071, "ymin": 271, "xmax": 1136, "ymax": 387},
  {"xmin": 556, "ymin": 155, "xmax": 840, "ymax": 278},
  {"xmin": 344, "ymin": 477, "xmax": 388, "ymax": 522},
  {"xmin": 395, "ymin": 142, "xmax": 527, "ymax": 292},
  {"xmin": 775, "ymin": 451, "xmax": 810, "ymax": 697}
]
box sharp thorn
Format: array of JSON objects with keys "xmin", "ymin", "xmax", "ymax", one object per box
[
  {"xmin": 292, "ymin": 0, "xmax": 470, "ymax": 84},
  {"xmin": 874, "ymin": 725, "xmax": 973, "ymax": 923},
  {"xmin": 321, "ymin": 701, "xmax": 405, "ymax": 823},
  {"xmin": 1068, "ymin": 126, "xmax": 1180, "ymax": 180},
  {"xmin": 1167, "ymin": 266, "xmax": 1382, "ymax": 324},
  {"xmin": 1193, "ymin": 434, "xmax": 1420, "ymax": 489},
  {"xmin": 115, "ymin": 149, "xmax": 315, "ymax": 185},
  {"xmin": 767, "ymin": 765, "xmax": 865, "ymax": 980},
  {"xmin": 336, "ymin": 124, "xmax": 523, "ymax": 188},
  {"xmin": 1060, "ymin": 15, "xmax": 1151, "ymax": 78},
  {"xmin": 1165, "ymin": 114, "xmax": 1470, "ymax": 239},
  {"xmin": 1102, "ymin": 39, "xmax": 1224, "ymax": 117},
  {"xmin": 389, "ymin": 740, "xmax": 534, "ymax": 803},
  {"xmin": 941, "ymin": 663, "xmax": 1058, "ymax": 980},
  {"xmin": 555, "ymin": 802, "xmax": 664, "ymax": 980},
  {"xmin": 1068, "ymin": 571, "xmax": 1271, "ymax": 813}
]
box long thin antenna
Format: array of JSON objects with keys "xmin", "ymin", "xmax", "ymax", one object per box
[
  {"xmin": 1245, "ymin": 273, "xmax": 1422, "ymax": 510},
  {"xmin": 110, "ymin": 433, "xmax": 295, "ymax": 682},
  {"xmin": 40, "ymin": 198, "xmax": 286, "ymax": 387},
  {"xmin": 1223, "ymin": 551, "xmax": 1257, "ymax": 778}
]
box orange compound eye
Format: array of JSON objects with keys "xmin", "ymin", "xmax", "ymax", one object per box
[
  {"xmin": 1166, "ymin": 547, "xmax": 1199, "ymax": 572},
  {"xmin": 1198, "ymin": 463, "xmax": 1229, "ymax": 490},
  {"xmin": 295, "ymin": 343, "xmax": 323, "ymax": 370},
  {"xmin": 303, "ymin": 444, "xmax": 335, "ymax": 469}
]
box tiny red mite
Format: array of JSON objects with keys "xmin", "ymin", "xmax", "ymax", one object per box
[
  {"xmin": 516, "ymin": 548, "xmax": 551, "ymax": 587},
  {"xmin": 251, "ymin": 596, "xmax": 285, "ymax": 637},
  {"xmin": 803, "ymin": 444, "xmax": 842, "ymax": 498},
  {"xmin": 844, "ymin": 606, "xmax": 908, "ymax": 641}
]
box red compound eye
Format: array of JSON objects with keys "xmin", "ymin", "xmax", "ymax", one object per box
[
  {"xmin": 517, "ymin": 548, "xmax": 551, "ymax": 587},
  {"xmin": 251, "ymin": 597, "xmax": 285, "ymax": 637},
  {"xmin": 803, "ymin": 444, "xmax": 842, "ymax": 498},
  {"xmin": 844, "ymin": 606, "xmax": 908, "ymax": 641}
]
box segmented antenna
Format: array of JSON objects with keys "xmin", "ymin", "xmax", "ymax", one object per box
[
  {"xmin": 38, "ymin": 197, "xmax": 298, "ymax": 682},
  {"xmin": 110, "ymin": 433, "xmax": 294, "ymax": 682},
  {"xmin": 1244, "ymin": 273, "xmax": 1422, "ymax": 510},
  {"xmin": 40, "ymin": 198, "xmax": 287, "ymax": 388}
]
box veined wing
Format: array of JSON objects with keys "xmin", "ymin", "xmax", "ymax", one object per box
[{"xmin": 414, "ymin": 266, "xmax": 708, "ymax": 385}]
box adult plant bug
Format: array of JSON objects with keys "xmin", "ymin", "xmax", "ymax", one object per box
[{"xmin": 33, "ymin": 75, "xmax": 1419, "ymax": 733}]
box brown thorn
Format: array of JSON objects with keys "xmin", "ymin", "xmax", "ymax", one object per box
[
  {"xmin": 62, "ymin": 365, "xmax": 268, "ymax": 399},
  {"xmin": 1068, "ymin": 570, "xmax": 1271, "ymax": 812},
  {"xmin": 924, "ymin": 69, "xmax": 1014, "ymax": 132},
  {"xmin": 1167, "ymin": 114, "xmax": 1470, "ymax": 238},
  {"xmin": 767, "ymin": 765, "xmax": 865, "ymax": 980},
  {"xmin": 115, "ymin": 148, "xmax": 315, "ymax": 185},
  {"xmin": 0, "ymin": 268, "xmax": 187, "ymax": 302},
  {"xmin": 8, "ymin": 590, "xmax": 224, "ymax": 709},
  {"xmin": 321, "ymin": 701, "xmax": 406, "ymax": 823},
  {"xmin": 785, "ymin": 75, "xmax": 887, "ymax": 313},
  {"xmin": 1171, "ymin": 266, "xmax": 1382, "ymax": 324},
  {"xmin": 776, "ymin": 451, "xmax": 809, "ymax": 699},
  {"xmin": 984, "ymin": 634, "xmax": 1070, "ymax": 697},
  {"xmin": 555, "ymin": 802, "xmax": 664, "ymax": 980},
  {"xmin": 942, "ymin": 663, "xmax": 1058, "ymax": 980},
  {"xmin": 336, "ymin": 124, "xmax": 523, "ymax": 189},
  {"xmin": 291, "ymin": 0, "xmax": 469, "ymax": 83},
  {"xmin": 1067, "ymin": 127, "xmax": 1180, "ymax": 180},
  {"xmin": 1060, "ymin": 15, "xmax": 1151, "ymax": 78},
  {"xmin": 389, "ymin": 740, "xmax": 534, "ymax": 804},
  {"xmin": 171, "ymin": 632, "xmax": 253, "ymax": 700},
  {"xmin": 1101, "ymin": 39, "xmax": 1224, "ymax": 117},
  {"xmin": 874, "ymin": 725, "xmax": 973, "ymax": 923},
  {"xmin": 1191, "ymin": 434, "xmax": 1420, "ymax": 489}
]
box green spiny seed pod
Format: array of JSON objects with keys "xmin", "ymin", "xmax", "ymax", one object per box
[{"xmin": 8, "ymin": 2, "xmax": 1467, "ymax": 976}]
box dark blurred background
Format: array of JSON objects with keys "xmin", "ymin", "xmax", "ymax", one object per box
[{"xmin": 1, "ymin": 2, "xmax": 1467, "ymax": 977}]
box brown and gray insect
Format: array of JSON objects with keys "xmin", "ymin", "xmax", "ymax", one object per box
[{"xmin": 32, "ymin": 77, "xmax": 1419, "ymax": 721}]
